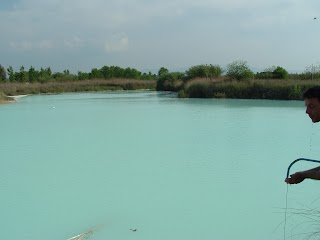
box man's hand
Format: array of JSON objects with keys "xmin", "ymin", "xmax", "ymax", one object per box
[{"xmin": 285, "ymin": 172, "xmax": 306, "ymax": 184}]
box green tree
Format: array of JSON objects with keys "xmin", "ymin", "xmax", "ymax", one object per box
[
  {"xmin": 0, "ymin": 64, "xmax": 7, "ymax": 82},
  {"xmin": 45, "ymin": 67, "xmax": 52, "ymax": 76},
  {"xmin": 28, "ymin": 66, "xmax": 38, "ymax": 83},
  {"xmin": 111, "ymin": 66, "xmax": 124, "ymax": 78},
  {"xmin": 186, "ymin": 64, "xmax": 222, "ymax": 80},
  {"xmin": 18, "ymin": 66, "xmax": 28, "ymax": 83},
  {"xmin": 124, "ymin": 67, "xmax": 141, "ymax": 79},
  {"xmin": 89, "ymin": 68, "xmax": 103, "ymax": 79},
  {"xmin": 7, "ymin": 66, "xmax": 15, "ymax": 81},
  {"xmin": 186, "ymin": 65, "xmax": 208, "ymax": 79},
  {"xmin": 272, "ymin": 66, "xmax": 288, "ymax": 79},
  {"xmin": 140, "ymin": 72, "xmax": 156, "ymax": 80},
  {"xmin": 207, "ymin": 64, "xmax": 223, "ymax": 79},
  {"xmin": 156, "ymin": 72, "xmax": 184, "ymax": 91},
  {"xmin": 100, "ymin": 65, "xmax": 111, "ymax": 79},
  {"xmin": 52, "ymin": 72, "xmax": 64, "ymax": 81},
  {"xmin": 78, "ymin": 71, "xmax": 89, "ymax": 80},
  {"xmin": 37, "ymin": 67, "xmax": 53, "ymax": 83},
  {"xmin": 158, "ymin": 67, "xmax": 169, "ymax": 76},
  {"xmin": 226, "ymin": 60, "xmax": 254, "ymax": 80}
]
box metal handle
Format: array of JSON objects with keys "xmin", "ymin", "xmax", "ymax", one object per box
[{"xmin": 286, "ymin": 158, "xmax": 320, "ymax": 178}]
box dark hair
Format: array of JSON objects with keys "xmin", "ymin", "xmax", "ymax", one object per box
[{"xmin": 303, "ymin": 86, "xmax": 320, "ymax": 100}]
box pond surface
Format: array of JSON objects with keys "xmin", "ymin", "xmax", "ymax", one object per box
[{"xmin": 1, "ymin": 91, "xmax": 320, "ymax": 240}]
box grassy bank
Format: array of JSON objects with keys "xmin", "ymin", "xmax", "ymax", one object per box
[
  {"xmin": 0, "ymin": 78, "xmax": 156, "ymax": 96},
  {"xmin": 1, "ymin": 77, "xmax": 319, "ymax": 101},
  {"xmin": 179, "ymin": 78, "xmax": 320, "ymax": 100},
  {"xmin": 0, "ymin": 91, "xmax": 14, "ymax": 103}
]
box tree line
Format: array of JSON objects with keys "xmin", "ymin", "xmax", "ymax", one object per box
[
  {"xmin": 1, "ymin": 60, "xmax": 320, "ymax": 86},
  {"xmin": 1, "ymin": 60, "xmax": 320, "ymax": 100},
  {"xmin": 0, "ymin": 65, "xmax": 156, "ymax": 83},
  {"xmin": 156, "ymin": 61, "xmax": 320, "ymax": 91}
]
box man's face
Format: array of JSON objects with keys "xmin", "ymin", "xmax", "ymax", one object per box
[{"xmin": 305, "ymin": 97, "xmax": 320, "ymax": 123}]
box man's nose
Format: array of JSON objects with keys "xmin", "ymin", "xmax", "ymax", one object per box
[{"xmin": 306, "ymin": 108, "xmax": 311, "ymax": 114}]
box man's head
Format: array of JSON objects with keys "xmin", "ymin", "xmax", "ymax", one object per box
[{"xmin": 303, "ymin": 86, "xmax": 320, "ymax": 123}]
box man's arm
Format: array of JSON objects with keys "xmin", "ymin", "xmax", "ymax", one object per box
[{"xmin": 285, "ymin": 166, "xmax": 320, "ymax": 184}]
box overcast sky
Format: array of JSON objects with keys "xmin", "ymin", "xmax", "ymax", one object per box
[{"xmin": 1, "ymin": 0, "xmax": 320, "ymax": 73}]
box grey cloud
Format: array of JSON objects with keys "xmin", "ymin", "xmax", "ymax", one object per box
[
  {"xmin": 63, "ymin": 36, "xmax": 84, "ymax": 48},
  {"xmin": 105, "ymin": 32, "xmax": 129, "ymax": 53},
  {"xmin": 9, "ymin": 40, "xmax": 54, "ymax": 50}
]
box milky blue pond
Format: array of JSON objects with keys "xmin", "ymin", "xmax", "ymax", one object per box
[{"xmin": 1, "ymin": 91, "xmax": 320, "ymax": 240}]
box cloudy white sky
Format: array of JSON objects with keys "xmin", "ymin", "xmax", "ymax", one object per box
[{"xmin": 1, "ymin": 0, "xmax": 320, "ymax": 73}]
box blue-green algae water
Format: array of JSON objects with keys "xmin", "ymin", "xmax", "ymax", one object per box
[{"xmin": 1, "ymin": 91, "xmax": 320, "ymax": 240}]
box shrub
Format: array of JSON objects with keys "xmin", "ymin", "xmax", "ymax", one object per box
[
  {"xmin": 185, "ymin": 64, "xmax": 222, "ymax": 80},
  {"xmin": 158, "ymin": 67, "xmax": 169, "ymax": 76},
  {"xmin": 156, "ymin": 72, "xmax": 184, "ymax": 91},
  {"xmin": 256, "ymin": 66, "xmax": 288, "ymax": 79},
  {"xmin": 226, "ymin": 60, "xmax": 254, "ymax": 81},
  {"xmin": 273, "ymin": 66, "xmax": 288, "ymax": 79}
]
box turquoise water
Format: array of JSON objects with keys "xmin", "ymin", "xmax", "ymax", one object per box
[{"xmin": 1, "ymin": 91, "xmax": 320, "ymax": 240}]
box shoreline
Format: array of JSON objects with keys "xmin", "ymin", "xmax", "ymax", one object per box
[
  {"xmin": 10, "ymin": 95, "xmax": 28, "ymax": 100},
  {"xmin": 0, "ymin": 94, "xmax": 28, "ymax": 104}
]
